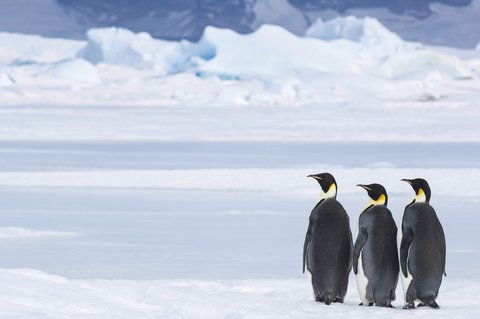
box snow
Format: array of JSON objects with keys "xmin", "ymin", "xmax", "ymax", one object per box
[
  {"xmin": 0, "ymin": 15, "xmax": 480, "ymax": 319},
  {"xmin": 0, "ymin": 140, "xmax": 476, "ymax": 317},
  {"xmin": 0, "ymin": 227, "xmax": 77, "ymax": 239},
  {"xmin": 0, "ymin": 269, "xmax": 477, "ymax": 318},
  {"xmin": 0, "ymin": 167, "xmax": 479, "ymax": 200},
  {"xmin": 40, "ymin": 59, "xmax": 101, "ymax": 85}
]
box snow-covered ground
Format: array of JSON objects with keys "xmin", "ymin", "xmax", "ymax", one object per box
[
  {"xmin": 1, "ymin": 269, "xmax": 480, "ymax": 318},
  {"xmin": 0, "ymin": 16, "xmax": 479, "ymax": 318},
  {"xmin": 0, "ymin": 140, "xmax": 478, "ymax": 317}
]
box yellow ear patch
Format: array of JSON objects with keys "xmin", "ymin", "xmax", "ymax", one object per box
[
  {"xmin": 376, "ymin": 194, "xmax": 386, "ymax": 205},
  {"xmin": 415, "ymin": 188, "xmax": 427, "ymax": 203},
  {"xmin": 319, "ymin": 183, "xmax": 337, "ymax": 201},
  {"xmin": 362, "ymin": 193, "xmax": 386, "ymax": 211},
  {"xmin": 327, "ymin": 183, "xmax": 336, "ymax": 193}
]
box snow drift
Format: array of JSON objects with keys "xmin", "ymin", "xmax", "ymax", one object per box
[
  {"xmin": 40, "ymin": 59, "xmax": 100, "ymax": 84},
  {"xmin": 0, "ymin": 268, "xmax": 478, "ymax": 318}
]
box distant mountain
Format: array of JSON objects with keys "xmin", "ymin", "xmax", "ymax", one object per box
[
  {"xmin": 56, "ymin": 0, "xmax": 258, "ymax": 41},
  {"xmin": 290, "ymin": 0, "xmax": 471, "ymax": 18},
  {"xmin": 0, "ymin": 0, "xmax": 479, "ymax": 48}
]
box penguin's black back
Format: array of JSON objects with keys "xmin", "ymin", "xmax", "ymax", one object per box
[
  {"xmin": 401, "ymin": 202, "xmax": 446, "ymax": 300},
  {"xmin": 305, "ymin": 198, "xmax": 353, "ymax": 301},
  {"xmin": 357, "ymin": 205, "xmax": 399, "ymax": 303}
]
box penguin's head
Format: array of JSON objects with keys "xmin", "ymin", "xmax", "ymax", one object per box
[
  {"xmin": 401, "ymin": 178, "xmax": 431, "ymax": 203},
  {"xmin": 307, "ymin": 172, "xmax": 337, "ymax": 199},
  {"xmin": 357, "ymin": 183, "xmax": 388, "ymax": 210}
]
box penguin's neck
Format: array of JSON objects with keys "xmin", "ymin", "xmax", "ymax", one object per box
[
  {"xmin": 319, "ymin": 183, "xmax": 336, "ymax": 202},
  {"xmin": 412, "ymin": 188, "xmax": 427, "ymax": 204},
  {"xmin": 362, "ymin": 194, "xmax": 386, "ymax": 211}
]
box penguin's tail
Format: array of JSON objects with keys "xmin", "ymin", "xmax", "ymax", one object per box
[{"xmin": 420, "ymin": 298, "xmax": 440, "ymax": 309}]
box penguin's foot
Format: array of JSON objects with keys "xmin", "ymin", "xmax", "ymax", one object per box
[
  {"xmin": 376, "ymin": 302, "xmax": 394, "ymax": 308},
  {"xmin": 333, "ymin": 297, "xmax": 344, "ymax": 303},
  {"xmin": 418, "ymin": 303, "xmax": 426, "ymax": 307},
  {"xmin": 423, "ymin": 300, "xmax": 440, "ymax": 309},
  {"xmin": 315, "ymin": 296, "xmax": 332, "ymax": 305},
  {"xmin": 403, "ymin": 303, "xmax": 416, "ymax": 309},
  {"xmin": 359, "ymin": 302, "xmax": 374, "ymax": 306}
]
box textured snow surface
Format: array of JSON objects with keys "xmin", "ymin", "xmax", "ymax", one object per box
[
  {"xmin": 0, "ymin": 104, "xmax": 479, "ymax": 142},
  {"xmin": 0, "ymin": 269, "xmax": 478, "ymax": 318},
  {"xmin": 0, "ymin": 168, "xmax": 479, "ymax": 199},
  {"xmin": 0, "ymin": 140, "xmax": 476, "ymax": 317},
  {"xmin": 0, "ymin": 227, "xmax": 77, "ymax": 239}
]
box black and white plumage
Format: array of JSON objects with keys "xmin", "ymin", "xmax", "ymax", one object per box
[
  {"xmin": 398, "ymin": 178, "xmax": 446, "ymax": 309},
  {"xmin": 303, "ymin": 173, "xmax": 353, "ymax": 305},
  {"xmin": 353, "ymin": 183, "xmax": 399, "ymax": 308}
]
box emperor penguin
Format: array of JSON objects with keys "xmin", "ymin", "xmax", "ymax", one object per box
[
  {"xmin": 398, "ymin": 178, "xmax": 446, "ymax": 309},
  {"xmin": 303, "ymin": 173, "xmax": 353, "ymax": 305},
  {"xmin": 354, "ymin": 184, "xmax": 399, "ymax": 308}
]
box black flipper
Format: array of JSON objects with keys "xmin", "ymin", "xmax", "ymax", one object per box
[
  {"xmin": 303, "ymin": 218, "xmax": 313, "ymax": 273},
  {"xmin": 353, "ymin": 228, "xmax": 368, "ymax": 274},
  {"xmin": 400, "ymin": 226, "xmax": 414, "ymax": 277}
]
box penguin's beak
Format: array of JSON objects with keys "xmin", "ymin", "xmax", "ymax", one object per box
[
  {"xmin": 356, "ymin": 184, "xmax": 371, "ymax": 191},
  {"xmin": 307, "ymin": 175, "xmax": 322, "ymax": 180},
  {"xmin": 401, "ymin": 179, "xmax": 413, "ymax": 185}
]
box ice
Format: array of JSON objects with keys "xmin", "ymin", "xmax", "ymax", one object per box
[
  {"xmin": 305, "ymin": 16, "xmax": 414, "ymax": 58},
  {"xmin": 39, "ymin": 58, "xmax": 101, "ymax": 84},
  {"xmin": 77, "ymin": 27, "xmax": 187, "ymax": 74},
  {"xmin": 196, "ymin": 25, "xmax": 358, "ymax": 77},
  {"xmin": 379, "ymin": 50, "xmax": 473, "ymax": 80},
  {"xmin": 1, "ymin": 16, "xmax": 479, "ymax": 106},
  {"xmin": 0, "ymin": 32, "xmax": 82, "ymax": 65}
]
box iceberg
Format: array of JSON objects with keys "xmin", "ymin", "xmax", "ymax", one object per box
[
  {"xmin": 77, "ymin": 27, "xmax": 187, "ymax": 74},
  {"xmin": 0, "ymin": 32, "xmax": 82, "ymax": 65},
  {"xmin": 0, "ymin": 16, "xmax": 477, "ymax": 106},
  {"xmin": 305, "ymin": 16, "xmax": 418, "ymax": 59},
  {"xmin": 195, "ymin": 25, "xmax": 359, "ymax": 78}
]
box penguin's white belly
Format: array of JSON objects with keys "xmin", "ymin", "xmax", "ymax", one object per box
[
  {"xmin": 398, "ymin": 225, "xmax": 414, "ymax": 302},
  {"xmin": 356, "ymin": 249, "xmax": 369, "ymax": 305}
]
